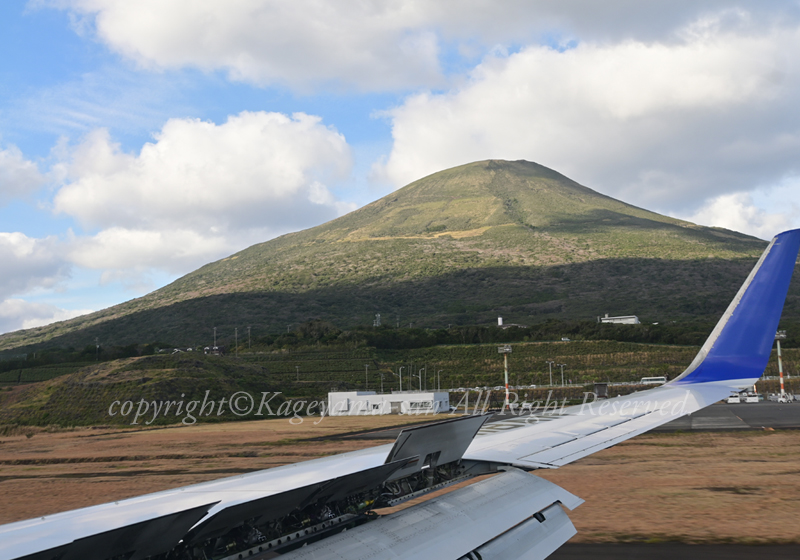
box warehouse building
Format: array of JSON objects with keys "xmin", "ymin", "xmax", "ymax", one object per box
[
  {"xmin": 598, "ymin": 313, "xmax": 640, "ymax": 325},
  {"xmin": 327, "ymin": 391, "xmax": 450, "ymax": 416}
]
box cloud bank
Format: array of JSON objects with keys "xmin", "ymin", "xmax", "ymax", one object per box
[
  {"xmin": 48, "ymin": 1, "xmax": 800, "ymax": 91},
  {"xmin": 0, "ymin": 145, "xmax": 45, "ymax": 205},
  {"xmin": 55, "ymin": 111, "xmax": 353, "ymax": 272},
  {"xmin": 0, "ymin": 232, "xmax": 75, "ymax": 334},
  {"xmin": 376, "ymin": 16, "xmax": 800, "ymax": 230},
  {"xmin": 0, "ymin": 299, "xmax": 93, "ymax": 334},
  {"xmin": 0, "ymin": 233, "xmax": 69, "ymax": 300}
]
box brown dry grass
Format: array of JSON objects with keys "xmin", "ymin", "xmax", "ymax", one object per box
[
  {"xmin": 0, "ymin": 415, "xmax": 444, "ymax": 523},
  {"xmin": 2, "ymin": 420, "xmax": 799, "ymax": 544},
  {"xmin": 537, "ymin": 429, "xmax": 800, "ymax": 544}
]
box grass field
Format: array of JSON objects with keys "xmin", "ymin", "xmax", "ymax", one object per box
[{"xmin": 2, "ymin": 418, "xmax": 799, "ymax": 544}]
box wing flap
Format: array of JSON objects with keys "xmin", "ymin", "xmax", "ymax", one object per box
[
  {"xmin": 470, "ymin": 503, "xmax": 577, "ymax": 560},
  {"xmin": 278, "ymin": 468, "xmax": 581, "ymax": 560}
]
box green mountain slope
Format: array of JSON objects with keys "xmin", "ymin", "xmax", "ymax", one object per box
[{"xmin": 1, "ymin": 159, "xmax": 789, "ymax": 352}]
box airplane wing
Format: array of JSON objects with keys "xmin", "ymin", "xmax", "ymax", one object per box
[
  {"xmin": 464, "ymin": 227, "xmax": 800, "ymax": 471},
  {"xmin": 2, "ymin": 228, "xmax": 798, "ymax": 560}
]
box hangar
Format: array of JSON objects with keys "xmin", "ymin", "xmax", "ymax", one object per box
[{"xmin": 328, "ymin": 391, "xmax": 450, "ymax": 415}]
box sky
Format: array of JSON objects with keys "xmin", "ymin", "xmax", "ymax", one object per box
[{"xmin": 1, "ymin": 0, "xmax": 800, "ymax": 335}]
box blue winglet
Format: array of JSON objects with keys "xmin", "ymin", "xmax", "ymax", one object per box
[{"xmin": 672, "ymin": 229, "xmax": 800, "ymax": 386}]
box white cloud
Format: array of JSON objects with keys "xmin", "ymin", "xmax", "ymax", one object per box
[
  {"xmin": 0, "ymin": 232, "xmax": 69, "ymax": 300},
  {"xmin": 54, "ymin": 111, "xmax": 354, "ymax": 272},
  {"xmin": 0, "ymin": 145, "xmax": 45, "ymax": 204},
  {"xmin": 67, "ymin": 227, "xmax": 235, "ymax": 275},
  {"xmin": 0, "ymin": 231, "xmax": 84, "ymax": 334},
  {"xmin": 0, "ymin": 299, "xmax": 93, "ymax": 333},
  {"xmin": 46, "ymin": 1, "xmax": 800, "ymax": 91},
  {"xmin": 377, "ymin": 19, "xmax": 800, "ymax": 215},
  {"xmin": 47, "ymin": 0, "xmax": 443, "ymax": 91},
  {"xmin": 682, "ymin": 192, "xmax": 798, "ymax": 240}
]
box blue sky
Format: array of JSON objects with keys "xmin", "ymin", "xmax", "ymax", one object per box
[{"xmin": 2, "ymin": 0, "xmax": 800, "ymax": 334}]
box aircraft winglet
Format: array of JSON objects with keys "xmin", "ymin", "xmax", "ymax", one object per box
[{"xmin": 672, "ymin": 228, "xmax": 800, "ymax": 386}]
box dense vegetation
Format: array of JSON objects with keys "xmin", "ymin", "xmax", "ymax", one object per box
[
  {"xmin": 0, "ymin": 355, "xmax": 286, "ymax": 427},
  {"xmin": 5, "ymin": 315, "xmax": 800, "ymax": 386},
  {"xmin": 3, "ymin": 316, "xmax": 800, "ymax": 426}
]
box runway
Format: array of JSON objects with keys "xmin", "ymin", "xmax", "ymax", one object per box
[
  {"xmin": 550, "ymin": 544, "xmax": 800, "ymax": 559},
  {"xmin": 338, "ymin": 400, "xmax": 800, "ymax": 440},
  {"xmin": 655, "ymin": 401, "xmax": 800, "ymax": 431}
]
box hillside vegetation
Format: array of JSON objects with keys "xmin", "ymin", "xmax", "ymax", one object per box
[
  {"xmin": 0, "ymin": 355, "xmax": 285, "ymax": 427},
  {"xmin": 2, "ymin": 159, "xmax": 792, "ymax": 354},
  {"xmin": 3, "ymin": 340, "xmax": 798, "ymax": 427}
]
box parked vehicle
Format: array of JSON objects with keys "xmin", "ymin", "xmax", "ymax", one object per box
[
  {"xmin": 727, "ymin": 394, "xmax": 741, "ymax": 404},
  {"xmin": 641, "ymin": 376, "xmax": 667, "ymax": 385}
]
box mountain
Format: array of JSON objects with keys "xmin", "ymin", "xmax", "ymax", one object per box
[{"xmin": 0, "ymin": 159, "xmax": 786, "ymax": 352}]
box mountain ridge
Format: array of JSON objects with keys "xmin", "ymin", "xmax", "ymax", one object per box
[{"xmin": 0, "ymin": 159, "xmax": 780, "ymax": 353}]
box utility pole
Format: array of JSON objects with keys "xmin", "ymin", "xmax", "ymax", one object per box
[
  {"xmin": 558, "ymin": 363, "xmax": 567, "ymax": 386},
  {"xmin": 437, "ymin": 369, "xmax": 443, "ymax": 391},
  {"xmin": 235, "ymin": 328, "xmax": 238, "ymax": 357},
  {"xmin": 399, "ymin": 366, "xmax": 404, "ymax": 391},
  {"xmin": 379, "ymin": 372, "xmax": 385, "ymax": 393},
  {"xmin": 777, "ymin": 330, "xmax": 787, "ymax": 398},
  {"xmin": 365, "ymin": 364, "xmax": 370, "ymax": 390},
  {"xmin": 247, "ymin": 326, "xmax": 251, "ymax": 349},
  {"xmin": 421, "ymin": 366, "xmax": 426, "ymax": 391},
  {"xmin": 213, "ymin": 327, "xmax": 217, "ymax": 347},
  {"xmin": 546, "ymin": 360, "xmax": 555, "ymax": 386},
  {"xmin": 295, "ymin": 366, "xmax": 299, "ymax": 382},
  {"xmin": 95, "ymin": 337, "xmax": 99, "ymax": 361},
  {"xmin": 498, "ymin": 345, "xmax": 512, "ymax": 410}
]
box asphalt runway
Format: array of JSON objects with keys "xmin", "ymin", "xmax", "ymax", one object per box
[
  {"xmin": 550, "ymin": 544, "xmax": 800, "ymax": 559},
  {"xmin": 342, "ymin": 400, "xmax": 800, "ymax": 440},
  {"xmin": 655, "ymin": 400, "xmax": 800, "ymax": 431}
]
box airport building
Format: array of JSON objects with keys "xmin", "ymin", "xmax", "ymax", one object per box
[
  {"xmin": 327, "ymin": 391, "xmax": 450, "ymax": 416},
  {"xmin": 598, "ymin": 313, "xmax": 640, "ymax": 325}
]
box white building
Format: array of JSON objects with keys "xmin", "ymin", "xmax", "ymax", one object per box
[
  {"xmin": 599, "ymin": 313, "xmax": 640, "ymax": 325},
  {"xmin": 327, "ymin": 391, "xmax": 450, "ymax": 416}
]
